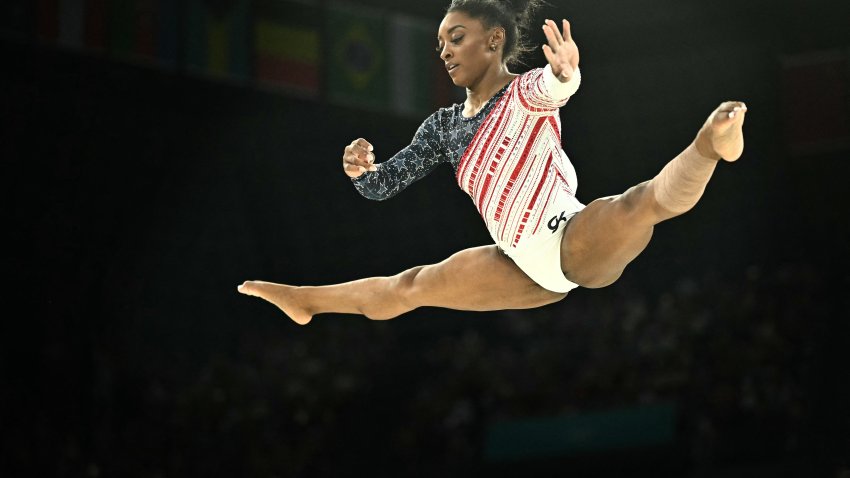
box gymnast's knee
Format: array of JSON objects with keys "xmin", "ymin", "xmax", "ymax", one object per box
[
  {"xmin": 392, "ymin": 265, "xmax": 427, "ymax": 311},
  {"xmin": 615, "ymin": 181, "xmax": 669, "ymax": 224},
  {"xmin": 356, "ymin": 267, "xmax": 425, "ymax": 321}
]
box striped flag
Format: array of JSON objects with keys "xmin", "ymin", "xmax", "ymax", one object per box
[
  {"xmin": 185, "ymin": 0, "xmax": 251, "ymax": 80},
  {"xmin": 107, "ymin": 1, "xmax": 179, "ymax": 67},
  {"xmin": 0, "ymin": 1, "xmax": 32, "ymax": 39},
  {"xmin": 57, "ymin": 0, "xmax": 85, "ymax": 49},
  {"xmin": 31, "ymin": 1, "xmax": 179, "ymax": 67},
  {"xmin": 35, "ymin": 0, "xmax": 103, "ymax": 53},
  {"xmin": 35, "ymin": 0, "xmax": 102, "ymax": 53},
  {"xmin": 83, "ymin": 0, "xmax": 106, "ymax": 51},
  {"xmin": 36, "ymin": 0, "xmax": 59, "ymax": 42},
  {"xmin": 153, "ymin": 1, "xmax": 179, "ymax": 67},
  {"xmin": 254, "ymin": 0, "xmax": 321, "ymax": 96},
  {"xmin": 782, "ymin": 50, "xmax": 850, "ymax": 155},
  {"xmin": 107, "ymin": 1, "xmax": 137, "ymax": 59},
  {"xmin": 389, "ymin": 13, "xmax": 449, "ymax": 117},
  {"xmin": 326, "ymin": 2, "xmax": 388, "ymax": 110}
]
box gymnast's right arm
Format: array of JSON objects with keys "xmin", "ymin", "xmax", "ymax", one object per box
[{"xmin": 344, "ymin": 112, "xmax": 446, "ymax": 201}]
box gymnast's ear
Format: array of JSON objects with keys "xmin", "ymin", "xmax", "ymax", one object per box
[{"xmin": 488, "ymin": 26, "xmax": 506, "ymax": 47}]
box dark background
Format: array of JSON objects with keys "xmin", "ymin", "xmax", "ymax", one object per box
[{"xmin": 3, "ymin": 0, "xmax": 849, "ymax": 477}]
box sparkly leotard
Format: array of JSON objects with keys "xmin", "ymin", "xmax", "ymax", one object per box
[
  {"xmin": 351, "ymin": 83, "xmax": 509, "ymax": 200},
  {"xmin": 353, "ymin": 65, "xmax": 584, "ymax": 292}
]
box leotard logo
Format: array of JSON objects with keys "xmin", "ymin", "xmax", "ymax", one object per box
[{"xmin": 547, "ymin": 211, "xmax": 568, "ymax": 233}]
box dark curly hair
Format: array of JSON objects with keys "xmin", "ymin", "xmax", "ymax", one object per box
[{"xmin": 445, "ymin": 0, "xmax": 546, "ymax": 66}]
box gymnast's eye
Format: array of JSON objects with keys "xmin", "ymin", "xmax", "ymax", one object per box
[{"xmin": 451, "ymin": 35, "xmax": 464, "ymax": 44}]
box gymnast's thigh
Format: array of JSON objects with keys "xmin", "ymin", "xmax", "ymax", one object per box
[{"xmin": 560, "ymin": 194, "xmax": 655, "ymax": 289}]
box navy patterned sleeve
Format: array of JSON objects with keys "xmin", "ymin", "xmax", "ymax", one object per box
[{"xmin": 351, "ymin": 111, "xmax": 447, "ymax": 201}]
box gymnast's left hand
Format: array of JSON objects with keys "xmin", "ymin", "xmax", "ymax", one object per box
[{"xmin": 542, "ymin": 18, "xmax": 579, "ymax": 82}]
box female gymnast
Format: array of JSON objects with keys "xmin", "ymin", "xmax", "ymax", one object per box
[{"xmin": 237, "ymin": 0, "xmax": 748, "ymax": 325}]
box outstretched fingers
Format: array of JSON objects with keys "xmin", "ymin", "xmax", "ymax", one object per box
[
  {"xmin": 541, "ymin": 18, "xmax": 579, "ymax": 80},
  {"xmin": 561, "ymin": 18, "xmax": 572, "ymax": 42},
  {"xmin": 542, "ymin": 18, "xmax": 563, "ymax": 50},
  {"xmin": 540, "ymin": 19, "xmax": 561, "ymax": 74}
]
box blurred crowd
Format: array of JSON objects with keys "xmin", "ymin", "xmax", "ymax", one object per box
[{"xmin": 42, "ymin": 259, "xmax": 840, "ymax": 478}]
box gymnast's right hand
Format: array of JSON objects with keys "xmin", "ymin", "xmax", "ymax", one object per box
[{"xmin": 343, "ymin": 138, "xmax": 378, "ymax": 178}]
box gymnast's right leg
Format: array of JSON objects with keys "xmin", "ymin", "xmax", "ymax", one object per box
[
  {"xmin": 237, "ymin": 245, "xmax": 565, "ymax": 325},
  {"xmin": 559, "ymin": 101, "xmax": 747, "ymax": 289}
]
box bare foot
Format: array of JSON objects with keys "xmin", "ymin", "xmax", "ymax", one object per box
[
  {"xmin": 695, "ymin": 101, "xmax": 747, "ymax": 162},
  {"xmin": 237, "ymin": 281, "xmax": 313, "ymax": 325}
]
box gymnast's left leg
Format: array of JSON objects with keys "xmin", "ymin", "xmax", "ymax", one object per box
[
  {"xmin": 238, "ymin": 245, "xmax": 565, "ymax": 325},
  {"xmin": 560, "ymin": 101, "xmax": 748, "ymax": 288}
]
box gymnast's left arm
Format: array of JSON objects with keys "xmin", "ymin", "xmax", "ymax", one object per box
[
  {"xmin": 351, "ymin": 111, "xmax": 447, "ymax": 201},
  {"xmin": 521, "ymin": 18, "xmax": 582, "ymax": 108}
]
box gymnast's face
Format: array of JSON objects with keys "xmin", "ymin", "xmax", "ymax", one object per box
[{"xmin": 437, "ymin": 11, "xmax": 501, "ymax": 88}]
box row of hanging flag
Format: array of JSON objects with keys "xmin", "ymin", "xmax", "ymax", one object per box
[{"xmin": 0, "ymin": 0, "xmax": 458, "ymax": 117}]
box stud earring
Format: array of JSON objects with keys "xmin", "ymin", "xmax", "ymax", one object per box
[{"xmin": 490, "ymin": 43, "xmax": 497, "ymax": 51}]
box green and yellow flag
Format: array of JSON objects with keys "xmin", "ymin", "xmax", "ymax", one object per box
[
  {"xmin": 326, "ymin": 2, "xmax": 389, "ymax": 110},
  {"xmin": 185, "ymin": 0, "xmax": 250, "ymax": 80}
]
